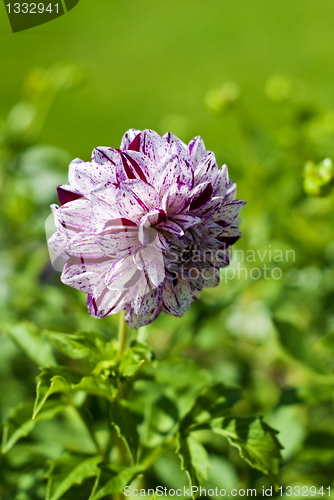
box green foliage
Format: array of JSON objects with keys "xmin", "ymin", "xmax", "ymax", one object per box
[
  {"xmin": 110, "ymin": 399, "xmax": 140, "ymax": 464},
  {"xmin": 211, "ymin": 416, "xmax": 283, "ymax": 484},
  {"xmin": 46, "ymin": 455, "xmax": 102, "ymax": 500},
  {"xmin": 4, "ymin": 322, "xmax": 57, "ymax": 367},
  {"xmin": 90, "ymin": 465, "xmax": 145, "ymax": 500},
  {"xmin": 2, "ymin": 52, "xmax": 334, "ymax": 498},
  {"xmin": 2, "ymin": 401, "xmax": 67, "ymax": 454},
  {"xmin": 177, "ymin": 435, "xmax": 210, "ymax": 494}
]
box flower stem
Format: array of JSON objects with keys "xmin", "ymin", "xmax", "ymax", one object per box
[{"xmin": 117, "ymin": 310, "xmax": 128, "ymax": 361}]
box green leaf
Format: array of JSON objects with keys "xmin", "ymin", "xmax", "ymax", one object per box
[
  {"xmin": 211, "ymin": 416, "xmax": 283, "ymax": 483},
  {"xmin": 45, "ymin": 329, "xmax": 114, "ymax": 362},
  {"xmin": 118, "ymin": 341, "xmax": 153, "ymax": 378},
  {"xmin": 2, "ymin": 401, "xmax": 67, "ymax": 454},
  {"xmin": 34, "ymin": 366, "xmax": 81, "ymax": 418},
  {"xmin": 177, "ymin": 434, "xmax": 210, "ymax": 495},
  {"xmin": 4, "ymin": 321, "xmax": 56, "ymax": 367},
  {"xmin": 91, "ymin": 464, "xmax": 145, "ymax": 500},
  {"xmin": 46, "ymin": 454, "xmax": 102, "ymax": 500},
  {"xmin": 110, "ymin": 399, "xmax": 140, "ymax": 464},
  {"xmin": 181, "ymin": 383, "xmax": 241, "ymax": 430},
  {"xmin": 74, "ymin": 376, "xmax": 116, "ymax": 402}
]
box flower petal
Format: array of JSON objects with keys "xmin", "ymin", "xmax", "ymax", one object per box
[
  {"xmin": 68, "ymin": 158, "xmax": 117, "ymax": 195},
  {"xmin": 105, "ymin": 256, "xmax": 141, "ymax": 290},
  {"xmin": 57, "ymin": 185, "xmax": 83, "ymax": 206},
  {"xmin": 61, "ymin": 256, "xmax": 112, "ymax": 294},
  {"xmin": 158, "ymin": 155, "xmax": 193, "ymax": 197},
  {"xmin": 87, "ymin": 288, "xmax": 126, "ymax": 318},
  {"xmin": 55, "ymin": 198, "xmax": 91, "ymax": 235},
  {"xmin": 67, "ymin": 232, "xmax": 107, "ymax": 259},
  {"xmin": 133, "ymin": 245, "xmax": 165, "ymax": 288},
  {"xmin": 120, "ymin": 129, "xmax": 141, "ymax": 150},
  {"xmin": 194, "ymin": 152, "xmax": 218, "ymax": 186},
  {"xmin": 188, "ymin": 136, "xmax": 208, "ymax": 167},
  {"xmin": 189, "ymin": 182, "xmax": 213, "ymax": 211},
  {"xmin": 193, "ymin": 197, "xmax": 223, "ymax": 219},
  {"xmin": 136, "ymin": 129, "xmax": 170, "ymax": 163},
  {"xmin": 162, "ymin": 280, "xmax": 192, "ymax": 316},
  {"xmin": 125, "ymin": 298, "xmax": 163, "ymax": 328},
  {"xmin": 213, "ymin": 164, "xmax": 229, "ymax": 197},
  {"xmin": 217, "ymin": 200, "xmax": 246, "ymax": 225},
  {"xmin": 170, "ymin": 214, "xmax": 201, "ymax": 230},
  {"xmin": 161, "ymin": 183, "xmax": 191, "ymax": 215},
  {"xmin": 131, "ymin": 286, "xmax": 162, "ymax": 317},
  {"xmin": 96, "ymin": 223, "xmax": 140, "ymax": 259},
  {"xmin": 116, "ymin": 180, "xmax": 160, "ymax": 224}
]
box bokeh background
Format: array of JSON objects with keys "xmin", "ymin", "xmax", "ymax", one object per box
[{"xmin": 1, "ymin": 0, "xmax": 334, "ymax": 498}]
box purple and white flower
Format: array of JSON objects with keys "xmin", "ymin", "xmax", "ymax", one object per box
[{"xmin": 48, "ymin": 129, "xmax": 245, "ymax": 328}]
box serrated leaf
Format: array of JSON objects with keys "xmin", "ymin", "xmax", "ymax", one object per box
[
  {"xmin": 110, "ymin": 399, "xmax": 140, "ymax": 464},
  {"xmin": 5, "ymin": 321, "xmax": 56, "ymax": 367},
  {"xmin": 46, "ymin": 454, "xmax": 102, "ymax": 500},
  {"xmin": 45, "ymin": 329, "xmax": 114, "ymax": 362},
  {"xmin": 1, "ymin": 401, "xmax": 67, "ymax": 454},
  {"xmin": 74, "ymin": 376, "xmax": 116, "ymax": 402},
  {"xmin": 34, "ymin": 366, "xmax": 81, "ymax": 418},
  {"xmin": 91, "ymin": 464, "xmax": 145, "ymax": 500},
  {"xmin": 177, "ymin": 434, "xmax": 210, "ymax": 496},
  {"xmin": 181, "ymin": 383, "xmax": 241, "ymax": 430},
  {"xmin": 211, "ymin": 416, "xmax": 283, "ymax": 483}
]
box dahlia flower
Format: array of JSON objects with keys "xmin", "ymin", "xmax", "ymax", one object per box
[{"xmin": 48, "ymin": 129, "xmax": 245, "ymax": 328}]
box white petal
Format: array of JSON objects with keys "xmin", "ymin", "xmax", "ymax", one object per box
[
  {"xmin": 68, "ymin": 159, "xmax": 117, "ymax": 195},
  {"xmin": 120, "ymin": 129, "xmax": 141, "ymax": 150},
  {"xmin": 133, "ymin": 245, "xmax": 165, "ymax": 288},
  {"xmin": 188, "ymin": 136, "xmax": 208, "ymax": 167},
  {"xmin": 116, "ymin": 180, "xmax": 160, "ymax": 224}
]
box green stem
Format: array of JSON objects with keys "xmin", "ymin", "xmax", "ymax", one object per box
[
  {"xmin": 117, "ymin": 310, "xmax": 128, "ymax": 361},
  {"xmin": 141, "ymin": 436, "xmax": 177, "ymax": 469}
]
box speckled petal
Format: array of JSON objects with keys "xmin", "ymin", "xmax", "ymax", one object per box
[
  {"xmin": 219, "ymin": 200, "xmax": 246, "ymax": 225},
  {"xmin": 213, "ymin": 165, "xmax": 229, "ymax": 197},
  {"xmin": 161, "ymin": 183, "xmax": 191, "ymax": 215},
  {"xmin": 88, "ymin": 287, "xmax": 127, "ymax": 318},
  {"xmin": 68, "ymin": 158, "xmax": 117, "ymax": 195},
  {"xmin": 105, "ymin": 256, "xmax": 141, "ymax": 290},
  {"xmin": 158, "ymin": 156, "xmax": 193, "ymax": 196},
  {"xmin": 125, "ymin": 298, "xmax": 163, "ymax": 328},
  {"xmin": 116, "ymin": 180, "xmax": 160, "ymax": 224},
  {"xmin": 136, "ymin": 130, "xmax": 170, "ymax": 163},
  {"xmin": 61, "ymin": 256, "xmax": 112, "ymax": 294},
  {"xmin": 194, "ymin": 152, "xmax": 218, "ymax": 186},
  {"xmin": 96, "ymin": 224, "xmax": 140, "ymax": 259},
  {"xmin": 162, "ymin": 280, "xmax": 192, "ymax": 316},
  {"xmin": 120, "ymin": 129, "xmax": 141, "ymax": 150},
  {"xmin": 133, "ymin": 245, "xmax": 165, "ymax": 288},
  {"xmin": 54, "ymin": 198, "xmax": 91, "ymax": 235},
  {"xmin": 189, "ymin": 182, "xmax": 213, "ymax": 211},
  {"xmin": 131, "ymin": 286, "xmax": 162, "ymax": 317},
  {"xmin": 170, "ymin": 214, "xmax": 201, "ymax": 230},
  {"xmin": 67, "ymin": 232, "xmax": 107, "ymax": 259},
  {"xmin": 188, "ymin": 136, "xmax": 208, "ymax": 167}
]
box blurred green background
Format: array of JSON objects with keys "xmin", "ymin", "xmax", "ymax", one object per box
[{"xmin": 2, "ymin": 0, "xmax": 334, "ymax": 498}]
